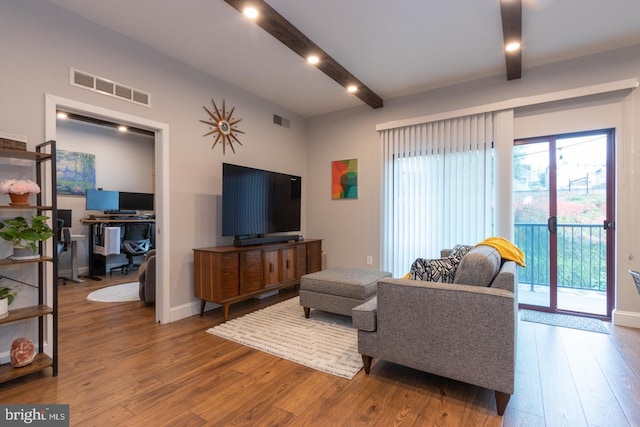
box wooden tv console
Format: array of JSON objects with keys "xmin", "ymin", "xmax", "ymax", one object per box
[{"xmin": 193, "ymin": 239, "xmax": 322, "ymax": 321}]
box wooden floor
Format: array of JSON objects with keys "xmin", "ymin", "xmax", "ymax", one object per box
[{"xmin": 1, "ymin": 275, "xmax": 639, "ymax": 426}]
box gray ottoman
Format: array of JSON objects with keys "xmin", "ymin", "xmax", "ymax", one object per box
[{"xmin": 300, "ymin": 267, "xmax": 392, "ymax": 318}]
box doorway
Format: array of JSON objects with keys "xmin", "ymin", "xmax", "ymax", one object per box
[
  {"xmin": 45, "ymin": 94, "xmax": 171, "ymax": 323},
  {"xmin": 513, "ymin": 129, "xmax": 615, "ymax": 318}
]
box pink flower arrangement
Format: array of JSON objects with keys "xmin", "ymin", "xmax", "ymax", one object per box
[{"xmin": 0, "ymin": 179, "xmax": 41, "ymax": 195}]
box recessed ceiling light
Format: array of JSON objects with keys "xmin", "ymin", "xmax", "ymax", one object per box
[
  {"xmin": 307, "ymin": 55, "xmax": 319, "ymax": 65},
  {"xmin": 243, "ymin": 6, "xmax": 259, "ymax": 19},
  {"xmin": 56, "ymin": 112, "xmax": 68, "ymax": 119},
  {"xmin": 347, "ymin": 85, "xmax": 358, "ymax": 93},
  {"xmin": 117, "ymin": 125, "xmax": 128, "ymax": 132},
  {"xmin": 505, "ymin": 41, "xmax": 521, "ymax": 52}
]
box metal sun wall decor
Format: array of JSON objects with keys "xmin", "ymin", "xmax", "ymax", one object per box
[
  {"xmin": 332, "ymin": 159, "xmax": 358, "ymax": 199},
  {"xmin": 200, "ymin": 98, "xmax": 245, "ymax": 155}
]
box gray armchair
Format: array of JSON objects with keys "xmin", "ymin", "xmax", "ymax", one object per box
[
  {"xmin": 138, "ymin": 249, "xmax": 156, "ymax": 304},
  {"xmin": 352, "ymin": 245, "xmax": 518, "ymax": 415}
]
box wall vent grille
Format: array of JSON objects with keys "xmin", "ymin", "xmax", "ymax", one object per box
[
  {"xmin": 115, "ymin": 85, "xmax": 132, "ymax": 99},
  {"xmin": 95, "ymin": 78, "xmax": 114, "ymax": 94},
  {"xmin": 273, "ymin": 114, "xmax": 290, "ymax": 128},
  {"xmin": 69, "ymin": 68, "xmax": 151, "ymax": 107}
]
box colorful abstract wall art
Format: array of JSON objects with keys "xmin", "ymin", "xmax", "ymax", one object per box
[
  {"xmin": 332, "ymin": 158, "xmax": 358, "ymax": 199},
  {"xmin": 56, "ymin": 149, "xmax": 96, "ymax": 195}
]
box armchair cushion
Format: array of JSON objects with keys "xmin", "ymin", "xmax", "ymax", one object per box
[{"xmin": 453, "ymin": 245, "xmax": 501, "ymax": 287}]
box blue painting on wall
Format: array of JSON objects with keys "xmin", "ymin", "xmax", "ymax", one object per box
[{"xmin": 56, "ymin": 150, "xmax": 96, "ymax": 195}]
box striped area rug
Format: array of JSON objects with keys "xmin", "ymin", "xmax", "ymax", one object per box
[{"xmin": 206, "ymin": 296, "xmax": 363, "ymax": 379}]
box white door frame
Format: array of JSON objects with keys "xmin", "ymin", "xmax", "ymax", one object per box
[{"xmin": 45, "ymin": 94, "xmax": 171, "ymax": 323}]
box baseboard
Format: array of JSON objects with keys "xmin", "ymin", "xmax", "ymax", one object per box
[
  {"xmin": 612, "ymin": 309, "xmax": 640, "ymax": 328},
  {"xmin": 169, "ymin": 300, "xmax": 221, "ymax": 323}
]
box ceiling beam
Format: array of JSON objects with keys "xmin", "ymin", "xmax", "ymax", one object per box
[
  {"xmin": 223, "ymin": 0, "xmax": 383, "ymax": 109},
  {"xmin": 500, "ymin": 0, "xmax": 522, "ymax": 80}
]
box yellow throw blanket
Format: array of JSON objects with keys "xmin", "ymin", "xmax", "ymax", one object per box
[{"xmin": 476, "ymin": 236, "xmax": 526, "ymax": 267}]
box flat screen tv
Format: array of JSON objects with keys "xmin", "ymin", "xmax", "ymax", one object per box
[
  {"xmin": 222, "ymin": 163, "xmax": 301, "ymax": 246},
  {"xmin": 85, "ymin": 189, "xmax": 119, "ymax": 212},
  {"xmin": 119, "ymin": 191, "xmax": 155, "ymax": 212}
]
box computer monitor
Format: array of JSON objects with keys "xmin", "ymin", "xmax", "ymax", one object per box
[
  {"xmin": 118, "ymin": 192, "xmax": 154, "ymax": 212},
  {"xmin": 85, "ymin": 189, "xmax": 119, "ymax": 212}
]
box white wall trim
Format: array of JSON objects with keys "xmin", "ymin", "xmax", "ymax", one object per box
[
  {"xmin": 44, "ymin": 94, "xmax": 172, "ymax": 324},
  {"xmin": 376, "ymin": 78, "xmax": 639, "ymax": 131},
  {"xmin": 170, "ymin": 301, "xmax": 221, "ymax": 323},
  {"xmin": 612, "ymin": 309, "xmax": 640, "ymax": 328}
]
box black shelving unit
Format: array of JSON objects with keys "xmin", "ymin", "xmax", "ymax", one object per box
[{"xmin": 0, "ymin": 140, "xmax": 58, "ymax": 382}]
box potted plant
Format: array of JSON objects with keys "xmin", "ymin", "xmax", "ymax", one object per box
[
  {"xmin": 0, "ymin": 283, "xmax": 19, "ymax": 319},
  {"xmin": 0, "ymin": 179, "xmax": 41, "ymax": 206},
  {"xmin": 0, "ymin": 215, "xmax": 54, "ymax": 260}
]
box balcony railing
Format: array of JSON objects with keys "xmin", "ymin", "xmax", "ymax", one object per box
[{"xmin": 514, "ymin": 223, "xmax": 607, "ymax": 292}]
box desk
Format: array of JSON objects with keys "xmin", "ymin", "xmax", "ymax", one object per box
[{"xmin": 80, "ymin": 216, "xmax": 155, "ymax": 279}]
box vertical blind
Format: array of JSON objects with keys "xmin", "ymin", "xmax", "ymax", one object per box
[{"xmin": 380, "ymin": 113, "xmax": 496, "ymax": 277}]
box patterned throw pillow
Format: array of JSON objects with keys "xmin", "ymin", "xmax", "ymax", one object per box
[
  {"xmin": 449, "ymin": 244, "xmax": 472, "ymax": 262},
  {"xmin": 409, "ymin": 244, "xmax": 472, "ymax": 283}
]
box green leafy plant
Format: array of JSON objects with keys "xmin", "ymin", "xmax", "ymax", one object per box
[
  {"xmin": 0, "ymin": 215, "xmax": 54, "ymax": 252},
  {"xmin": 0, "ymin": 284, "xmax": 19, "ymax": 305}
]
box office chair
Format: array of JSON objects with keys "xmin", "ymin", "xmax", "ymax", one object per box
[
  {"xmin": 56, "ymin": 218, "xmax": 72, "ymax": 285},
  {"xmin": 110, "ymin": 222, "xmax": 152, "ymax": 276}
]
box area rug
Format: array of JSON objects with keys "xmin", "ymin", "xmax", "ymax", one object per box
[
  {"xmin": 87, "ymin": 282, "xmax": 140, "ymax": 302},
  {"xmin": 520, "ymin": 309, "xmax": 609, "ymax": 334},
  {"xmin": 206, "ymin": 296, "xmax": 362, "ymax": 379}
]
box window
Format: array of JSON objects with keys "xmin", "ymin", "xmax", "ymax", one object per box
[{"xmin": 380, "ymin": 113, "xmax": 496, "ymax": 277}]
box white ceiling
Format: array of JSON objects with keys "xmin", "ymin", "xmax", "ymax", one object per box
[{"xmin": 47, "ymin": 0, "xmax": 640, "ymax": 117}]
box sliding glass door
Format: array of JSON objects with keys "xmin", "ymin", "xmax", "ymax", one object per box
[{"xmin": 513, "ymin": 129, "xmax": 614, "ymax": 317}]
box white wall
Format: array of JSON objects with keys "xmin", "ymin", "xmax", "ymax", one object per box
[
  {"xmin": 57, "ymin": 120, "xmax": 155, "ymax": 194},
  {"xmin": 307, "ymin": 45, "xmax": 640, "ymax": 327},
  {"xmin": 0, "ymin": 0, "xmax": 308, "ymax": 335}
]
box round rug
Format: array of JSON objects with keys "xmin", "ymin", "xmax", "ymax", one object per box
[{"xmin": 87, "ymin": 282, "xmax": 140, "ymax": 302}]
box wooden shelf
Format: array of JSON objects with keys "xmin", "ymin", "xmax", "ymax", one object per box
[
  {"xmin": 0, "ymin": 353, "xmax": 53, "ymax": 383},
  {"xmin": 0, "ymin": 148, "xmax": 51, "ymax": 161},
  {"xmin": 0, "ymin": 304, "xmax": 53, "ymax": 325},
  {"xmin": 0, "ymin": 205, "xmax": 54, "ymax": 210},
  {"xmin": 0, "ymin": 256, "xmax": 53, "ymax": 266}
]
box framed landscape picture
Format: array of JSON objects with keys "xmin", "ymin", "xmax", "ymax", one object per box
[{"xmin": 56, "ymin": 149, "xmax": 96, "ymax": 195}]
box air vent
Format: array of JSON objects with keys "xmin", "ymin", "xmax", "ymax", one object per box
[
  {"xmin": 69, "ymin": 68, "xmax": 151, "ymax": 107},
  {"xmin": 132, "ymin": 90, "xmax": 149, "ymax": 105},
  {"xmin": 115, "ymin": 84, "xmax": 132, "ymax": 99},
  {"xmin": 95, "ymin": 78, "xmax": 114, "ymax": 94},
  {"xmin": 73, "ymin": 71, "xmax": 94, "ymax": 88},
  {"xmin": 273, "ymin": 114, "xmax": 290, "ymax": 128}
]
